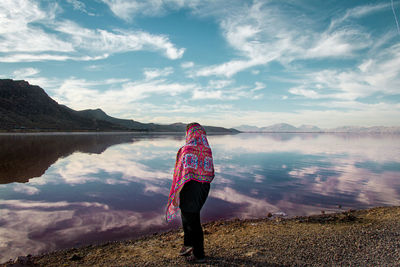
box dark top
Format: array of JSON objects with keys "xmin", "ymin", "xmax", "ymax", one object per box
[{"xmin": 179, "ymin": 180, "xmax": 210, "ymax": 213}]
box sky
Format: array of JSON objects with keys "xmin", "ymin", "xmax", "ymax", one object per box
[{"xmin": 0, "ymin": 0, "xmax": 400, "ymax": 128}]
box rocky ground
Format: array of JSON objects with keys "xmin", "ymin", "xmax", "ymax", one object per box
[{"xmin": 2, "ymin": 206, "xmax": 400, "ymax": 266}]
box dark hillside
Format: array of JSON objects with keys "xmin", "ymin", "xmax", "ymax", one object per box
[
  {"xmin": 0, "ymin": 79, "xmax": 238, "ymax": 133},
  {"xmin": 0, "ymin": 79, "xmax": 126, "ymax": 131},
  {"xmin": 76, "ymin": 108, "xmax": 151, "ymax": 130}
]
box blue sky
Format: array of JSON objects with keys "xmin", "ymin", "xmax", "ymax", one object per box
[{"xmin": 1, "ymin": 0, "xmax": 400, "ymax": 128}]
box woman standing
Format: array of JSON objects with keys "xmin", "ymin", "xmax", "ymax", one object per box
[{"xmin": 166, "ymin": 122, "xmax": 215, "ymax": 263}]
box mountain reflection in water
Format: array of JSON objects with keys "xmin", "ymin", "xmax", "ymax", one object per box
[
  {"xmin": 0, "ymin": 133, "xmax": 182, "ymax": 184},
  {"xmin": 0, "ymin": 133, "xmax": 399, "ymax": 262},
  {"xmin": 0, "ymin": 134, "xmax": 133, "ymax": 184}
]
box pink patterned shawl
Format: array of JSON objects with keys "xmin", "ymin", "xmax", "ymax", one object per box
[{"xmin": 166, "ymin": 123, "xmax": 214, "ymax": 222}]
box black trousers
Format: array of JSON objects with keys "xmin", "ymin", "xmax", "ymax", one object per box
[
  {"xmin": 181, "ymin": 211, "xmax": 204, "ymax": 258},
  {"xmin": 179, "ymin": 180, "xmax": 210, "ymax": 258}
]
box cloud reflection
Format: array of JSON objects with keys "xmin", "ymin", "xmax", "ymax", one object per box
[
  {"xmin": 13, "ymin": 184, "xmax": 40, "ymax": 195},
  {"xmin": 1, "ymin": 133, "xmax": 400, "ymax": 262},
  {"xmin": 210, "ymin": 133, "xmax": 400, "ymax": 163},
  {"xmin": 210, "ymin": 187, "xmax": 278, "ymax": 218},
  {"xmin": 286, "ymin": 156, "xmax": 400, "ymax": 206},
  {"xmin": 0, "ymin": 199, "xmax": 169, "ymax": 263},
  {"xmin": 208, "ymin": 133, "xmax": 400, "ymax": 217},
  {"xmin": 29, "ymin": 133, "xmax": 400, "ymax": 216},
  {"xmin": 39, "ymin": 141, "xmax": 176, "ymax": 186},
  {"xmin": 0, "ymin": 134, "xmax": 145, "ymax": 184}
]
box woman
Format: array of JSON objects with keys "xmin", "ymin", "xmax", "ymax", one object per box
[{"xmin": 166, "ymin": 122, "xmax": 215, "ymax": 263}]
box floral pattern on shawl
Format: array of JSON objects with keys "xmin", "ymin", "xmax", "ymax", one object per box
[{"xmin": 166, "ymin": 124, "xmax": 214, "ymax": 222}]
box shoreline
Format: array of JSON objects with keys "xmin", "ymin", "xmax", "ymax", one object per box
[
  {"xmin": 2, "ymin": 130, "xmax": 400, "ymax": 134},
  {"xmin": 2, "ymin": 206, "xmax": 399, "ymax": 266}
]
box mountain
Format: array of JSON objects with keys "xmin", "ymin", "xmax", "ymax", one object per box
[
  {"xmin": 0, "ymin": 79, "xmax": 126, "ymax": 131},
  {"xmin": 234, "ymin": 123, "xmax": 322, "ymax": 132},
  {"xmin": 77, "ymin": 110, "xmax": 238, "ymax": 133},
  {"xmin": 234, "ymin": 123, "xmax": 400, "ymax": 133},
  {"xmin": 0, "ymin": 79, "xmax": 237, "ymax": 133},
  {"xmin": 297, "ymin": 124, "xmax": 322, "ymax": 132},
  {"xmin": 260, "ymin": 123, "xmax": 299, "ymax": 132},
  {"xmin": 235, "ymin": 123, "xmax": 322, "ymax": 132},
  {"xmin": 328, "ymin": 126, "xmax": 400, "ymax": 134},
  {"xmin": 235, "ymin": 125, "xmax": 262, "ymax": 132},
  {"xmin": 76, "ymin": 108, "xmax": 153, "ymax": 130}
]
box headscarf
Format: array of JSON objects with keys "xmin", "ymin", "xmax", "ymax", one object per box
[{"xmin": 166, "ymin": 123, "xmax": 214, "ymax": 222}]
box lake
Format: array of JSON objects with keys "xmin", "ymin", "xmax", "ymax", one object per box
[{"xmin": 1, "ymin": 132, "xmax": 400, "ymax": 262}]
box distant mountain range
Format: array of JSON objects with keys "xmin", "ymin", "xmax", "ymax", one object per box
[
  {"xmin": 0, "ymin": 79, "xmax": 237, "ymax": 133},
  {"xmin": 235, "ymin": 123, "xmax": 400, "ymax": 133},
  {"xmin": 236, "ymin": 123, "xmax": 323, "ymax": 132}
]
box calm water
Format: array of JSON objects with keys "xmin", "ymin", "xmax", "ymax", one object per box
[{"xmin": 1, "ymin": 132, "xmax": 400, "ymax": 262}]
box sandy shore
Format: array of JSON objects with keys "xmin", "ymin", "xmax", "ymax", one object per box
[{"xmin": 2, "ymin": 206, "xmax": 400, "ymax": 266}]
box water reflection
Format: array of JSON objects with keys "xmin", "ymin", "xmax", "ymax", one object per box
[
  {"xmin": 1, "ymin": 133, "xmax": 400, "ymax": 262},
  {"xmin": 0, "ymin": 133, "xmax": 151, "ymax": 184},
  {"xmin": 0, "ymin": 199, "xmax": 174, "ymax": 261}
]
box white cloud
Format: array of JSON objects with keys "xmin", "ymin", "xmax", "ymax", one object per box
[
  {"xmin": 253, "ymin": 82, "xmax": 265, "ymax": 91},
  {"xmin": 0, "ymin": 53, "xmax": 109, "ymax": 63},
  {"xmin": 0, "ymin": 0, "xmax": 185, "ymax": 62},
  {"xmin": 192, "ymin": 82, "xmax": 260, "ymax": 101},
  {"xmin": 126, "ymin": 102, "xmax": 234, "ymax": 124},
  {"xmin": 288, "ymin": 43, "xmax": 400, "ymax": 101},
  {"xmin": 207, "ymin": 79, "xmax": 233, "ymax": 89},
  {"xmin": 358, "ymin": 59, "xmax": 374, "ymax": 72},
  {"xmin": 66, "ymin": 0, "xmax": 94, "ymax": 15},
  {"xmin": 181, "ymin": 61, "xmax": 194, "ymax": 68},
  {"xmin": 329, "ymin": 3, "xmax": 389, "ymax": 30},
  {"xmin": 0, "ymin": 0, "xmax": 73, "ymax": 53},
  {"xmin": 120, "ymin": 79, "xmax": 195, "ymax": 99},
  {"xmin": 192, "ymin": 89, "xmax": 223, "ymax": 100},
  {"xmin": 289, "ymin": 87, "xmax": 321, "ymax": 99},
  {"xmin": 67, "ymin": 0, "xmax": 85, "ymax": 10},
  {"xmin": 196, "ymin": 58, "xmax": 266, "ymax": 78},
  {"xmin": 101, "ymin": 0, "xmax": 187, "ymax": 21},
  {"xmin": 12, "ymin": 68, "xmax": 40, "ymax": 78},
  {"xmin": 305, "ymin": 29, "xmax": 370, "ymax": 59},
  {"xmin": 194, "ymin": 1, "xmax": 384, "ymax": 77},
  {"xmin": 144, "ymin": 67, "xmax": 174, "ymax": 80},
  {"xmin": 54, "ymin": 20, "xmax": 185, "ymax": 60},
  {"xmin": 52, "ymin": 77, "xmax": 196, "ymax": 114},
  {"xmin": 101, "ymin": 0, "xmax": 160, "ymax": 21},
  {"xmin": 85, "ymin": 64, "xmax": 106, "ymax": 71}
]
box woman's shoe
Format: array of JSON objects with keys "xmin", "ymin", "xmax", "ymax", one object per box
[
  {"xmin": 186, "ymin": 254, "xmax": 206, "ymax": 263},
  {"xmin": 179, "ymin": 246, "xmax": 193, "ymax": 256}
]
